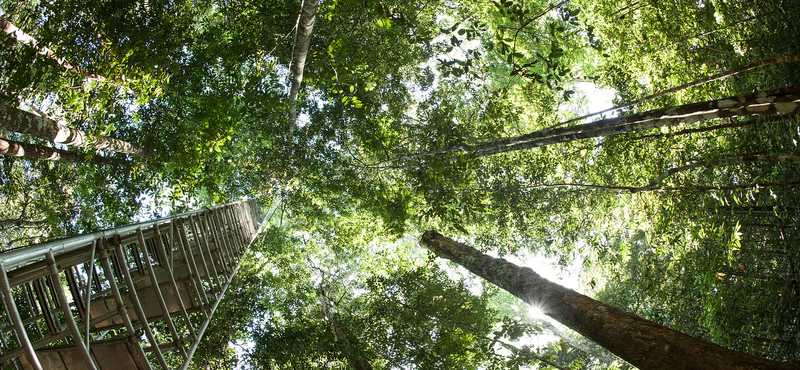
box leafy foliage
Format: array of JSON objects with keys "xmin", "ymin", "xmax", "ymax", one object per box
[{"xmin": 1, "ymin": 0, "xmax": 799, "ymax": 367}]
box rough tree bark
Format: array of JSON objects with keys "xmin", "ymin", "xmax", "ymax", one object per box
[
  {"xmin": 420, "ymin": 231, "xmax": 800, "ymax": 370},
  {"xmin": 287, "ymin": 0, "xmax": 321, "ymax": 144},
  {"xmin": 0, "ymin": 138, "xmax": 112, "ymax": 165},
  {"xmin": 0, "ymin": 103, "xmax": 156, "ymax": 159},
  {"xmin": 470, "ymin": 85, "xmax": 800, "ymax": 158}
]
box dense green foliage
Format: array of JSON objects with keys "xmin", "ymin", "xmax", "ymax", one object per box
[{"xmin": 1, "ymin": 0, "xmax": 799, "ymax": 368}]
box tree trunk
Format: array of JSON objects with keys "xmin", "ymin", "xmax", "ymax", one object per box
[
  {"xmin": 0, "ymin": 137, "xmax": 112, "ymax": 165},
  {"xmin": 287, "ymin": 0, "xmax": 321, "ymax": 144},
  {"xmin": 1, "ymin": 18, "xmax": 105, "ymax": 83},
  {"xmin": 0, "ymin": 103, "xmax": 156, "ymax": 159},
  {"xmin": 458, "ymin": 86, "xmax": 800, "ymax": 160},
  {"xmin": 316, "ymin": 286, "xmax": 373, "ymax": 370},
  {"xmin": 419, "ymin": 231, "xmax": 800, "ymax": 370},
  {"xmin": 550, "ymin": 54, "xmax": 800, "ymax": 130},
  {"xmin": 380, "ymin": 86, "xmax": 800, "ymax": 165}
]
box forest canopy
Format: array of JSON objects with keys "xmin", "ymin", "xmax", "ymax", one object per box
[{"xmin": 1, "ymin": 0, "xmax": 799, "ymax": 369}]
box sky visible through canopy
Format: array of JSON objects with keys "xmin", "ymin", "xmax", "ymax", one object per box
[{"xmin": 1, "ymin": 0, "xmax": 799, "ymax": 369}]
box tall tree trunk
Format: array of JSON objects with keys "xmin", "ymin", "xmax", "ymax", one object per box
[
  {"xmin": 0, "ymin": 18, "xmax": 105, "ymax": 83},
  {"xmin": 476, "ymin": 85, "xmax": 800, "ymax": 158},
  {"xmin": 0, "ymin": 138, "xmax": 112, "ymax": 165},
  {"xmin": 316, "ymin": 286, "xmax": 373, "ymax": 370},
  {"xmin": 380, "ymin": 86, "xmax": 800, "ymax": 166},
  {"xmin": 287, "ymin": 0, "xmax": 321, "ymax": 145},
  {"xmin": 0, "ymin": 103, "xmax": 156, "ymax": 159},
  {"xmin": 419, "ymin": 231, "xmax": 800, "ymax": 370},
  {"xmin": 549, "ymin": 54, "xmax": 800, "ymax": 130}
]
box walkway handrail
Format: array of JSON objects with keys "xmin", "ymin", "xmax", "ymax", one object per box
[
  {"xmin": 0, "ymin": 200, "xmax": 253, "ymax": 270},
  {"xmin": 0, "ymin": 199, "xmax": 262, "ymax": 370}
]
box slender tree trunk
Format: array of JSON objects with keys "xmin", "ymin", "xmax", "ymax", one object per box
[
  {"xmin": 1, "ymin": 18, "xmax": 105, "ymax": 83},
  {"xmin": 549, "ymin": 54, "xmax": 800, "ymax": 130},
  {"xmin": 629, "ymin": 116, "xmax": 772, "ymax": 142},
  {"xmin": 379, "ymin": 86, "xmax": 800, "ymax": 166},
  {"xmin": 0, "ymin": 103, "xmax": 156, "ymax": 159},
  {"xmin": 287, "ymin": 0, "xmax": 321, "ymax": 144},
  {"xmin": 0, "ymin": 217, "xmax": 48, "ymax": 229},
  {"xmin": 419, "ymin": 231, "xmax": 800, "ymax": 370},
  {"xmin": 498, "ymin": 85, "xmax": 800, "ymax": 150},
  {"xmin": 0, "ymin": 137, "xmax": 112, "ymax": 165},
  {"xmin": 316, "ymin": 286, "xmax": 373, "ymax": 370}
]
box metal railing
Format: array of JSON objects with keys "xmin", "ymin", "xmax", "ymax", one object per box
[{"xmin": 0, "ymin": 200, "xmax": 261, "ymax": 369}]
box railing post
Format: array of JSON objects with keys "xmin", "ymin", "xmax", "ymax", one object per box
[
  {"xmin": 0, "ymin": 262, "xmax": 42, "ymax": 370},
  {"xmin": 189, "ymin": 214, "xmax": 222, "ymax": 294},
  {"xmin": 175, "ymin": 220, "xmax": 210, "ymax": 314},
  {"xmin": 45, "ymin": 251, "xmax": 98, "ymax": 370},
  {"xmin": 203, "ymin": 213, "xmax": 230, "ymax": 277},
  {"xmin": 153, "ymin": 223, "xmax": 196, "ymax": 338},
  {"xmin": 94, "ymin": 238, "xmax": 150, "ymax": 369},
  {"xmin": 107, "ymin": 239, "xmax": 170, "ymax": 370},
  {"xmin": 136, "ymin": 228, "xmax": 188, "ymax": 360},
  {"xmin": 208, "ymin": 210, "xmax": 231, "ymax": 272}
]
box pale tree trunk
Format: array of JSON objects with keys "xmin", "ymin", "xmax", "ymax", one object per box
[
  {"xmin": 477, "ymin": 85, "xmax": 800, "ymax": 158},
  {"xmin": 550, "ymin": 54, "xmax": 800, "ymax": 130},
  {"xmin": 0, "ymin": 138, "xmax": 112, "ymax": 165},
  {"xmin": 316, "ymin": 286, "xmax": 373, "ymax": 370},
  {"xmin": 0, "ymin": 18, "xmax": 105, "ymax": 84},
  {"xmin": 419, "ymin": 231, "xmax": 800, "ymax": 370},
  {"xmin": 0, "ymin": 103, "xmax": 156, "ymax": 159},
  {"xmin": 287, "ymin": 0, "xmax": 321, "ymax": 144},
  {"xmin": 380, "ymin": 86, "xmax": 800, "ymax": 165}
]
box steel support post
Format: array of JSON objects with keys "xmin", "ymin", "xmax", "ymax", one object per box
[
  {"xmin": 136, "ymin": 228, "xmax": 188, "ymax": 360},
  {"xmin": 153, "ymin": 223, "xmax": 196, "ymax": 338},
  {"xmin": 45, "ymin": 251, "xmax": 97, "ymax": 370},
  {"xmin": 109, "ymin": 241, "xmax": 170, "ymax": 370},
  {"xmin": 0, "ymin": 263, "xmax": 41, "ymax": 370},
  {"xmin": 97, "ymin": 243, "xmax": 153, "ymax": 370}
]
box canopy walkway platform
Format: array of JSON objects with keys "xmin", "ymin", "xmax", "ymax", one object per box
[{"xmin": 0, "ymin": 200, "xmax": 261, "ymax": 370}]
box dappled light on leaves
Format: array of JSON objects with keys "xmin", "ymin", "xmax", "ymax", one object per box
[{"xmin": 1, "ymin": 0, "xmax": 800, "ymax": 368}]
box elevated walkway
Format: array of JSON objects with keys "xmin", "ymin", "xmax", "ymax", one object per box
[{"xmin": 0, "ymin": 200, "xmax": 261, "ymax": 369}]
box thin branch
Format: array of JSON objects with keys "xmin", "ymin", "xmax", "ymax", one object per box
[
  {"xmin": 631, "ymin": 155, "xmax": 800, "ymax": 193},
  {"xmin": 512, "ymin": 0, "xmax": 570, "ymax": 52}
]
